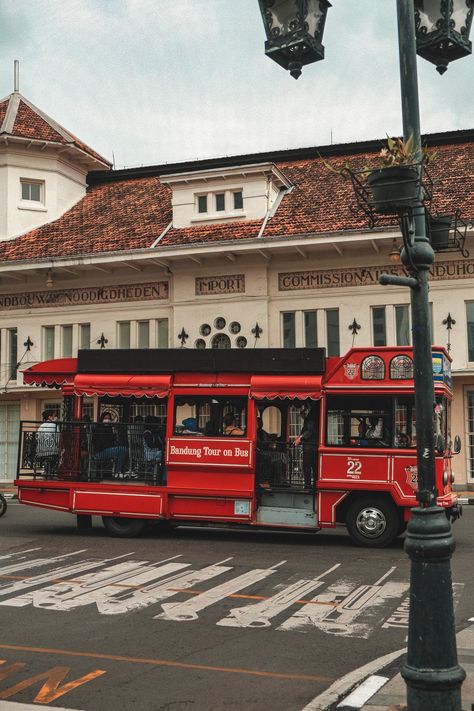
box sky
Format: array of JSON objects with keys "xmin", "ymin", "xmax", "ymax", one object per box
[{"xmin": 0, "ymin": 0, "xmax": 473, "ymax": 169}]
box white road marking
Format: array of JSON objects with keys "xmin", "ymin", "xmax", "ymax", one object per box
[
  {"xmin": 31, "ymin": 560, "xmax": 189, "ymax": 611},
  {"xmin": 98, "ymin": 563, "xmax": 233, "ymax": 615},
  {"xmin": 0, "ymin": 555, "xmax": 135, "ymax": 606},
  {"xmin": 336, "ymin": 674, "xmax": 388, "ymax": 708},
  {"xmin": 218, "ymin": 564, "xmax": 340, "ymax": 629},
  {"xmin": 0, "ymin": 548, "xmax": 42, "ymax": 562},
  {"xmin": 0, "ymin": 551, "xmax": 89, "ymax": 579},
  {"xmin": 0, "ymin": 702, "xmax": 84, "ymax": 710},
  {"xmin": 157, "ymin": 567, "xmax": 277, "ymax": 621},
  {"xmin": 280, "ymin": 567, "xmax": 408, "ymax": 638}
]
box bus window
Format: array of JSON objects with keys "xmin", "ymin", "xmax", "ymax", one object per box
[
  {"xmin": 326, "ymin": 396, "xmax": 391, "ymax": 447},
  {"xmin": 394, "ymin": 397, "xmax": 416, "ymax": 448},
  {"xmin": 174, "ymin": 396, "xmax": 247, "ymax": 436},
  {"xmin": 258, "ymin": 405, "xmax": 282, "ymax": 440}
]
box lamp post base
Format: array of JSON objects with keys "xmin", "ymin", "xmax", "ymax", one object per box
[{"xmin": 401, "ymin": 506, "xmax": 466, "ymax": 711}]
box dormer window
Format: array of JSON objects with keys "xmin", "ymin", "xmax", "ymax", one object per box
[
  {"xmin": 20, "ymin": 179, "xmax": 44, "ymax": 203},
  {"xmin": 161, "ymin": 162, "xmax": 292, "ymax": 229},
  {"xmin": 198, "ymin": 195, "xmax": 208, "ymax": 213},
  {"xmin": 215, "ymin": 193, "xmax": 225, "ymax": 211}
]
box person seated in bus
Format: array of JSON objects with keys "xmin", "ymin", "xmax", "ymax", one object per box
[
  {"xmin": 294, "ymin": 405, "xmax": 318, "ymax": 487},
  {"xmin": 143, "ymin": 415, "xmax": 163, "ymax": 472},
  {"xmin": 365, "ymin": 416, "xmax": 389, "ymax": 446},
  {"xmin": 256, "ymin": 417, "xmax": 272, "ymax": 489},
  {"xmin": 223, "ymin": 413, "xmax": 244, "ymax": 436},
  {"xmin": 93, "ymin": 411, "xmax": 127, "ymax": 476},
  {"xmin": 181, "ymin": 417, "xmax": 203, "ymax": 435},
  {"xmin": 395, "ymin": 430, "xmax": 411, "ymax": 448},
  {"xmin": 36, "ymin": 409, "xmax": 60, "ymax": 477}
]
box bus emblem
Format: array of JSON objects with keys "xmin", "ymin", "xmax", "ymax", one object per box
[
  {"xmin": 405, "ymin": 465, "xmax": 419, "ymax": 491},
  {"xmin": 344, "ymin": 363, "xmax": 360, "ymax": 380}
]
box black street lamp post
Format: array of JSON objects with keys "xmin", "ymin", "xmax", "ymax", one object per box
[{"xmin": 258, "ymin": 1, "xmax": 473, "ymax": 709}]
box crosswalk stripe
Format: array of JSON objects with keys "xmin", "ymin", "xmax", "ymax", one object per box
[{"xmin": 157, "ymin": 568, "xmax": 277, "ymax": 621}]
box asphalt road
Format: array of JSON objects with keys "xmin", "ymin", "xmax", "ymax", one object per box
[{"xmin": 0, "ymin": 503, "xmax": 472, "ymax": 711}]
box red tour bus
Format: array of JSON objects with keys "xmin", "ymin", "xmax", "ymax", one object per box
[{"xmin": 15, "ymin": 346, "xmax": 461, "ymax": 547}]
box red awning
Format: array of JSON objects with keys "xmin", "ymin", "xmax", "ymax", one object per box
[
  {"xmin": 250, "ymin": 375, "xmax": 323, "ymax": 400},
  {"xmin": 73, "ymin": 373, "xmax": 171, "ymax": 398},
  {"xmin": 22, "ymin": 358, "xmax": 78, "ymax": 388}
]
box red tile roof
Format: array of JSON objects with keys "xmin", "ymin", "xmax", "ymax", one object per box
[
  {"xmin": 0, "ymin": 94, "xmax": 110, "ymax": 167},
  {"xmin": 0, "ymin": 136, "xmax": 473, "ymax": 263}
]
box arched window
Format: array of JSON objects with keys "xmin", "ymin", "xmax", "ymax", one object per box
[
  {"xmin": 361, "ymin": 355, "xmax": 385, "ymax": 380},
  {"xmin": 390, "ymin": 355, "xmax": 413, "ymax": 379},
  {"xmin": 212, "ymin": 333, "xmax": 231, "ymax": 349}
]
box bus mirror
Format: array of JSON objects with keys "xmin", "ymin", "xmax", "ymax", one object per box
[
  {"xmin": 453, "ymin": 435, "xmax": 462, "ymax": 455},
  {"xmin": 435, "ymin": 434, "xmax": 445, "ymax": 453}
]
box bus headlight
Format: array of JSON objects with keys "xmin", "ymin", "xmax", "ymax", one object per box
[{"xmin": 443, "ymin": 471, "xmax": 449, "ymax": 487}]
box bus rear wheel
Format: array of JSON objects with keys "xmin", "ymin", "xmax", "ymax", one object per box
[
  {"xmin": 102, "ymin": 516, "xmax": 146, "ymax": 538},
  {"xmin": 346, "ymin": 497, "xmax": 398, "ymax": 548}
]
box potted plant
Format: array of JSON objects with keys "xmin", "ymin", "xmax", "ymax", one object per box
[
  {"xmin": 365, "ymin": 135, "xmax": 425, "ymax": 214},
  {"xmin": 427, "ymin": 213, "xmax": 452, "ymax": 250}
]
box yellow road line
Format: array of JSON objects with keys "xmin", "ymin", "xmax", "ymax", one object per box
[{"xmin": 0, "ymin": 644, "xmax": 333, "ymax": 683}]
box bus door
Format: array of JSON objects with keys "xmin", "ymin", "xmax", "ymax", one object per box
[
  {"xmin": 165, "ymin": 391, "xmax": 255, "ymax": 523},
  {"xmin": 254, "ymin": 397, "xmax": 319, "ymax": 529}
]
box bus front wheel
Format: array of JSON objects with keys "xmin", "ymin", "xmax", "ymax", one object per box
[
  {"xmin": 102, "ymin": 516, "xmax": 146, "ymax": 538},
  {"xmin": 346, "ymin": 497, "xmax": 398, "ymax": 548}
]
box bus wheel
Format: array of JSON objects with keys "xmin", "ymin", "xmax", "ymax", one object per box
[
  {"xmin": 346, "ymin": 497, "xmax": 398, "ymax": 548},
  {"xmin": 0, "ymin": 494, "xmax": 7, "ymax": 518},
  {"xmin": 102, "ymin": 516, "xmax": 146, "ymax": 538}
]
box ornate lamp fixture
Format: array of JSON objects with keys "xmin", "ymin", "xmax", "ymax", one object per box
[
  {"xmin": 415, "ymin": 0, "xmax": 474, "ymax": 74},
  {"xmin": 258, "ymin": 0, "xmax": 331, "ymax": 78},
  {"xmin": 23, "ymin": 336, "xmax": 34, "ymax": 351},
  {"xmin": 97, "ymin": 333, "xmax": 108, "ymax": 349},
  {"xmin": 389, "ymin": 238, "xmax": 402, "ymax": 263},
  {"xmin": 45, "ymin": 270, "xmax": 54, "ymax": 289},
  {"xmin": 348, "ymin": 318, "xmax": 361, "ymax": 346},
  {"xmin": 442, "ymin": 312, "xmax": 456, "ymax": 352},
  {"xmin": 178, "ymin": 327, "xmax": 189, "ymax": 347}
]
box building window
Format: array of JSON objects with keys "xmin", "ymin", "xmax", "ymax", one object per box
[
  {"xmin": 215, "ymin": 193, "xmax": 225, "ymax": 212},
  {"xmin": 304, "ymin": 311, "xmax": 317, "ymax": 348},
  {"xmin": 8, "ymin": 329, "xmax": 17, "ymax": 381},
  {"xmin": 390, "ymin": 355, "xmax": 413, "ymax": 379},
  {"xmin": 466, "ymin": 391, "xmax": 474, "ymax": 480},
  {"xmin": 395, "ymin": 305, "xmax": 411, "ymax": 346},
  {"xmin": 467, "ymin": 303, "xmax": 474, "ymax": 361},
  {"xmin": 157, "ymin": 318, "xmax": 169, "ymax": 348},
  {"xmin": 198, "ymin": 195, "xmax": 208, "ymax": 213},
  {"xmin": 282, "ymin": 312, "xmax": 296, "ymax": 348},
  {"xmin": 138, "ymin": 321, "xmax": 150, "ymax": 349},
  {"xmin": 79, "ymin": 324, "xmax": 91, "ymax": 350},
  {"xmin": 62, "ymin": 325, "xmax": 73, "ymax": 358},
  {"xmin": 118, "ymin": 321, "xmax": 131, "ymax": 349},
  {"xmin": 233, "ymin": 191, "xmax": 243, "ymax": 210},
  {"xmin": 326, "ymin": 309, "xmax": 340, "ymax": 356},
  {"xmin": 20, "ymin": 179, "xmax": 43, "ymax": 202},
  {"xmin": 43, "ymin": 326, "xmax": 55, "ymax": 360},
  {"xmin": 212, "ymin": 333, "xmax": 231, "ymax": 349},
  {"xmin": 372, "ymin": 306, "xmax": 386, "ymax": 347}
]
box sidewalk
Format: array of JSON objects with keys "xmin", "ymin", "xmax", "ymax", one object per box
[{"xmin": 332, "ymin": 625, "xmax": 474, "ymax": 710}]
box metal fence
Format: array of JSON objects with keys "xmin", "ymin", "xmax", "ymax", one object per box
[{"xmin": 17, "ymin": 421, "xmax": 164, "ymax": 484}]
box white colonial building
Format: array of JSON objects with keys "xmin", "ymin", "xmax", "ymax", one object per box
[{"xmin": 1, "ymin": 86, "xmax": 473, "ymax": 487}]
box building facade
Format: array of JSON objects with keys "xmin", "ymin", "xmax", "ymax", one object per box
[{"xmin": 1, "ymin": 89, "xmax": 473, "ymax": 487}]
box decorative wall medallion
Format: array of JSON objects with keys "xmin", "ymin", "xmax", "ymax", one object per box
[
  {"xmin": 200, "ymin": 323, "xmax": 211, "ymax": 336},
  {"xmin": 214, "ymin": 317, "xmax": 226, "ymax": 330},
  {"xmin": 229, "ymin": 321, "xmax": 241, "ymax": 334},
  {"xmin": 236, "ymin": 336, "xmax": 247, "ymax": 348},
  {"xmin": 343, "ymin": 362, "xmax": 360, "ymax": 380}
]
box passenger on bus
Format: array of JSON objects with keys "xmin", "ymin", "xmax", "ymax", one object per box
[
  {"xmin": 257, "ymin": 417, "xmax": 271, "ymax": 442},
  {"xmin": 223, "ymin": 414, "xmax": 244, "ymax": 436},
  {"xmin": 395, "ymin": 431, "xmax": 411, "ymax": 448},
  {"xmin": 93, "ymin": 411, "xmax": 127, "ymax": 476},
  {"xmin": 36, "ymin": 410, "xmax": 60, "ymax": 477},
  {"xmin": 181, "ymin": 417, "xmax": 203, "ymax": 435},
  {"xmin": 294, "ymin": 405, "xmax": 318, "ymax": 487},
  {"xmin": 143, "ymin": 415, "xmax": 163, "ymax": 471}
]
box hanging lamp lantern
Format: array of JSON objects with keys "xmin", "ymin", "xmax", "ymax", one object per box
[
  {"xmin": 258, "ymin": 0, "xmax": 331, "ymax": 79},
  {"xmin": 414, "ymin": 0, "xmax": 474, "ymax": 74}
]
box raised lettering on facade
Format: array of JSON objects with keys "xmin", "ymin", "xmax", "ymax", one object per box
[
  {"xmin": 195, "ymin": 274, "xmax": 245, "ymax": 295},
  {"xmin": 0, "ymin": 282, "xmax": 169, "ymax": 311},
  {"xmin": 278, "ymin": 260, "xmax": 474, "ymax": 291}
]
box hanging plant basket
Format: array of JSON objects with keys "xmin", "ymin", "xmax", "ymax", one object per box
[
  {"xmin": 427, "ymin": 214, "xmax": 452, "ymax": 250},
  {"xmin": 366, "ymin": 165, "xmax": 420, "ymax": 214}
]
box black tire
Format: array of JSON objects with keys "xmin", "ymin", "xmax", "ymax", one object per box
[
  {"xmin": 346, "ymin": 497, "xmax": 399, "ymax": 548},
  {"xmin": 397, "ymin": 518, "xmax": 407, "ymax": 536},
  {"xmin": 0, "ymin": 494, "xmax": 7, "ymax": 518},
  {"xmin": 102, "ymin": 516, "xmax": 146, "ymax": 538}
]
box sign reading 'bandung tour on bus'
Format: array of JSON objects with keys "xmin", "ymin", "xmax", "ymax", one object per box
[{"xmin": 0, "ymin": 282, "xmax": 169, "ymax": 310}]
